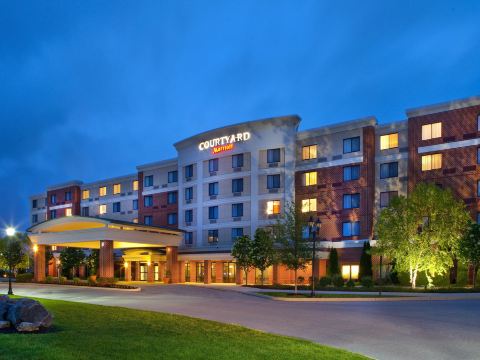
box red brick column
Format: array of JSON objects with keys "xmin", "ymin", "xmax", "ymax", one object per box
[
  {"xmin": 99, "ymin": 240, "xmax": 114, "ymax": 278},
  {"xmin": 215, "ymin": 262, "xmax": 223, "ymax": 283},
  {"xmin": 204, "ymin": 260, "xmax": 212, "ymax": 284},
  {"xmin": 135, "ymin": 261, "xmax": 141, "ymax": 281},
  {"xmin": 78, "ymin": 264, "xmax": 86, "ymax": 279},
  {"xmin": 166, "ymin": 246, "xmax": 179, "ymax": 283},
  {"xmin": 34, "ymin": 245, "xmax": 46, "ymax": 282},
  {"xmin": 147, "ymin": 262, "xmax": 154, "ymax": 283},
  {"xmin": 125, "ymin": 261, "xmax": 132, "ymax": 282},
  {"xmin": 235, "ymin": 263, "xmax": 242, "ymax": 285}
]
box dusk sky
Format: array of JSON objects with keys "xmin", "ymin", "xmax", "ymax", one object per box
[{"xmin": 1, "ymin": 1, "xmax": 480, "ymax": 230}]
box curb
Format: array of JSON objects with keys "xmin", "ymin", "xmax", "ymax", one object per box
[
  {"xmin": 263, "ymin": 295, "xmax": 480, "ymax": 302},
  {"xmin": 9, "ymin": 283, "xmax": 142, "ymax": 292}
]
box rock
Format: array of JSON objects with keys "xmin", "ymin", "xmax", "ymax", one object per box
[
  {"xmin": 0, "ymin": 296, "xmax": 10, "ymax": 320},
  {"xmin": 16, "ymin": 322, "xmax": 40, "ymax": 332},
  {"xmin": 6, "ymin": 298, "xmax": 53, "ymax": 329},
  {"xmin": 0, "ymin": 320, "xmax": 10, "ymax": 329}
]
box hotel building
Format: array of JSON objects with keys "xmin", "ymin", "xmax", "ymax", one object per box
[{"xmin": 28, "ymin": 95, "xmax": 480, "ymax": 284}]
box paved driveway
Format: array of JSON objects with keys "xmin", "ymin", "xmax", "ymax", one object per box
[{"xmin": 2, "ymin": 283, "xmax": 479, "ymax": 360}]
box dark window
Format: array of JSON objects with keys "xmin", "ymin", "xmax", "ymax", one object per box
[
  {"xmin": 343, "ymin": 136, "xmax": 361, "ymax": 153},
  {"xmin": 380, "ymin": 162, "xmax": 399, "ymax": 179},
  {"xmin": 32, "ymin": 214, "xmax": 38, "ymax": 223},
  {"xmin": 144, "ymin": 175, "xmax": 154, "ymax": 187},
  {"xmin": 380, "ymin": 191, "xmax": 398, "ymax": 208},
  {"xmin": 232, "ymin": 178, "xmax": 244, "ymax": 193},
  {"xmin": 32, "ymin": 199, "xmax": 37, "ymax": 208},
  {"xmin": 267, "ymin": 174, "xmax": 281, "ymax": 189},
  {"xmin": 232, "ymin": 153, "xmax": 244, "ymax": 168},
  {"xmin": 50, "ymin": 194, "xmax": 56, "ymax": 204},
  {"xmin": 343, "ymin": 193, "xmax": 360, "ymax": 209},
  {"xmin": 208, "ymin": 229, "xmax": 219, "ymax": 243},
  {"xmin": 185, "ymin": 165, "xmax": 193, "ymax": 178},
  {"xmin": 185, "ymin": 187, "xmax": 193, "ymax": 201},
  {"xmin": 477, "ymin": 212, "xmax": 480, "ymax": 224},
  {"xmin": 167, "ymin": 213, "xmax": 177, "ymax": 225},
  {"xmin": 168, "ymin": 171, "xmax": 178, "ymax": 183},
  {"xmin": 209, "ymin": 182, "xmax": 219, "ymax": 196},
  {"xmin": 267, "ymin": 148, "xmax": 281, "ymax": 163},
  {"xmin": 208, "ymin": 206, "xmax": 218, "ymax": 220},
  {"xmin": 144, "ymin": 195, "xmax": 153, "ymax": 207},
  {"xmin": 167, "ymin": 191, "xmax": 178, "ymax": 204},
  {"xmin": 81, "ymin": 206, "xmax": 89, "ymax": 216},
  {"xmin": 343, "ymin": 165, "xmax": 360, "ymax": 181},
  {"xmin": 232, "ymin": 203, "xmax": 244, "ymax": 217},
  {"xmin": 342, "ymin": 221, "xmax": 360, "ymax": 236},
  {"xmin": 65, "ymin": 191, "xmax": 72, "ymax": 201},
  {"xmin": 477, "ymin": 114, "xmax": 480, "ymax": 131},
  {"xmin": 185, "ymin": 232, "xmax": 193, "ymax": 245},
  {"xmin": 133, "ymin": 199, "xmax": 138, "ymax": 210},
  {"xmin": 144, "ymin": 216, "xmax": 152, "ymax": 225},
  {"xmin": 113, "ymin": 202, "xmax": 121, "ymax": 213},
  {"xmin": 185, "ymin": 209, "xmax": 193, "ymax": 223},
  {"xmin": 231, "ymin": 228, "xmax": 243, "ymax": 241},
  {"xmin": 477, "ymin": 148, "xmax": 480, "ymax": 165},
  {"xmin": 209, "ymin": 159, "xmax": 218, "ymax": 172},
  {"xmin": 50, "ymin": 210, "xmax": 57, "ymax": 219}
]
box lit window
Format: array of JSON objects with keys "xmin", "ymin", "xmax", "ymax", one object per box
[
  {"xmin": 51, "ymin": 246, "xmax": 57, "ymax": 251},
  {"xmin": 302, "ymin": 145, "xmax": 317, "ymax": 160},
  {"xmin": 208, "ymin": 229, "xmax": 219, "ymax": 243},
  {"xmin": 342, "ymin": 265, "xmax": 359, "ymax": 280},
  {"xmin": 301, "ymin": 198, "xmax": 317, "ymax": 213},
  {"xmin": 304, "ymin": 171, "xmax": 317, "ymax": 186},
  {"xmin": 82, "ymin": 190, "xmax": 90, "ymax": 200},
  {"xmin": 421, "ymin": 154, "xmax": 442, "ymax": 171},
  {"xmin": 99, "ymin": 186, "xmax": 107, "ymax": 197},
  {"xmin": 65, "ymin": 208, "xmax": 72, "ymax": 217},
  {"xmin": 99, "ymin": 204, "xmax": 107, "ymax": 215},
  {"xmin": 380, "ymin": 133, "xmax": 399, "ymax": 150},
  {"xmin": 266, "ymin": 200, "xmax": 281, "ymax": 215},
  {"xmin": 113, "ymin": 184, "xmax": 121, "ymax": 194},
  {"xmin": 421, "ymin": 122, "xmax": 442, "ymax": 140},
  {"xmin": 132, "ymin": 180, "xmax": 138, "ymax": 191}
]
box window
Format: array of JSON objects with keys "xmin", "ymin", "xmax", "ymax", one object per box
[
  {"xmin": 342, "ymin": 265, "xmax": 359, "ymax": 280},
  {"xmin": 167, "ymin": 213, "xmax": 177, "ymax": 225},
  {"xmin": 477, "ymin": 148, "xmax": 480, "ymax": 165},
  {"xmin": 343, "ymin": 165, "xmax": 360, "ymax": 181},
  {"xmin": 185, "ymin": 232, "xmax": 193, "ymax": 245},
  {"xmin": 185, "ymin": 209, "xmax": 193, "ymax": 223},
  {"xmin": 304, "ymin": 171, "xmax": 317, "ymax": 186},
  {"xmin": 380, "ymin": 191, "xmax": 398, "ymax": 208},
  {"xmin": 209, "ymin": 158, "xmax": 218, "ymax": 172},
  {"xmin": 81, "ymin": 206, "xmax": 89, "ymax": 216},
  {"xmin": 185, "ymin": 164, "xmax": 193, "ymax": 178},
  {"xmin": 50, "ymin": 210, "xmax": 57, "ymax": 219},
  {"xmin": 267, "ymin": 174, "xmax": 281, "ymax": 189},
  {"xmin": 144, "ymin": 175, "xmax": 153, "ymax": 187},
  {"xmin": 343, "ymin": 136, "xmax": 360, "ymax": 153},
  {"xmin": 478, "ymin": 180, "xmax": 480, "ymax": 197},
  {"xmin": 144, "ymin": 216, "xmax": 152, "ymax": 225},
  {"xmin": 185, "ymin": 187, "xmax": 193, "ymax": 201},
  {"xmin": 132, "ymin": 180, "xmax": 138, "ymax": 191},
  {"xmin": 232, "ymin": 153, "xmax": 244, "ymax": 168},
  {"xmin": 167, "ymin": 191, "xmax": 178, "ymax": 204},
  {"xmin": 82, "ymin": 189, "xmax": 90, "ymax": 200},
  {"xmin": 342, "ymin": 221, "xmax": 360, "ymax": 236},
  {"xmin": 267, "ymin": 148, "xmax": 281, "ymax": 163},
  {"xmin": 232, "ymin": 203, "xmax": 244, "ymax": 217},
  {"xmin": 302, "ymin": 145, "xmax": 317, "ymax": 160},
  {"xmin": 32, "ymin": 199, "xmax": 37, "ymax": 208},
  {"xmin": 50, "ymin": 194, "xmax": 56, "ymax": 204},
  {"xmin": 477, "ymin": 212, "xmax": 480, "ymax": 224},
  {"xmin": 99, "ymin": 186, "xmax": 107, "ymax": 197},
  {"xmin": 209, "ymin": 182, "xmax": 219, "ymax": 196},
  {"xmin": 232, "ymin": 178, "xmax": 244, "ymax": 193},
  {"xmin": 343, "ymin": 193, "xmax": 360, "ymax": 209},
  {"xmin": 99, "ymin": 204, "xmax": 107, "ymax": 215},
  {"xmin": 113, "ymin": 184, "xmax": 121, "ymax": 194},
  {"xmin": 380, "ymin": 133, "xmax": 399, "ymax": 150},
  {"xmin": 65, "ymin": 191, "xmax": 72, "ymax": 201},
  {"xmin": 208, "ymin": 230, "xmax": 218, "ymax": 243},
  {"xmin": 421, "ymin": 122, "xmax": 442, "ymax": 140},
  {"xmin": 266, "ymin": 200, "xmax": 281, "ymax": 215},
  {"xmin": 301, "ymin": 198, "xmax": 317, "ymax": 213},
  {"xmin": 209, "ymin": 206, "xmax": 219, "ymax": 220},
  {"xmin": 232, "ymin": 228, "xmax": 243, "ymax": 241},
  {"xmin": 32, "ymin": 214, "xmax": 38, "ymax": 223},
  {"xmin": 113, "ymin": 202, "xmax": 121, "ymax": 213},
  {"xmin": 380, "ymin": 162, "xmax": 398, "ymax": 179},
  {"xmin": 168, "ymin": 171, "xmax": 178, "ymax": 183},
  {"xmin": 65, "ymin": 208, "xmax": 72, "ymax": 217},
  {"xmin": 144, "ymin": 195, "xmax": 153, "ymax": 207},
  {"xmin": 477, "ymin": 114, "xmax": 480, "ymax": 131},
  {"xmin": 133, "ymin": 199, "xmax": 138, "ymax": 210},
  {"xmin": 421, "ymin": 154, "xmax": 442, "ymax": 171}
]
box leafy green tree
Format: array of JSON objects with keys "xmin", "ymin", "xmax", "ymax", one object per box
[
  {"xmin": 86, "ymin": 249, "xmax": 99, "ymax": 276},
  {"xmin": 327, "ymin": 248, "xmax": 340, "ymax": 276},
  {"xmin": 251, "ymin": 228, "xmax": 275, "ymax": 285},
  {"xmin": 376, "ymin": 183, "xmax": 469, "ymax": 288},
  {"xmin": 0, "ymin": 233, "xmax": 30, "ymax": 295},
  {"xmin": 274, "ymin": 202, "xmax": 310, "ymax": 293},
  {"xmin": 231, "ymin": 235, "xmax": 254, "ymax": 286},
  {"xmin": 458, "ymin": 222, "xmax": 480, "ymax": 288},
  {"xmin": 59, "ymin": 247, "xmax": 86, "ymax": 279},
  {"xmin": 359, "ymin": 242, "xmax": 373, "ymax": 280}
]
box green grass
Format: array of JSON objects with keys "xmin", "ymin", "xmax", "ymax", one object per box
[
  {"xmin": 0, "ymin": 296, "xmax": 367, "ymax": 360},
  {"xmin": 258, "ymin": 292, "xmax": 399, "ymax": 298}
]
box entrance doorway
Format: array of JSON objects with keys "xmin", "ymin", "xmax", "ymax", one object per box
[
  {"xmin": 140, "ymin": 262, "xmax": 148, "ymax": 281},
  {"xmin": 223, "ymin": 262, "xmax": 236, "ymax": 283},
  {"xmin": 154, "ymin": 263, "xmax": 159, "ymax": 281},
  {"xmin": 196, "ymin": 262, "xmax": 205, "ymax": 282},
  {"xmin": 185, "ymin": 262, "xmax": 191, "ymax": 282}
]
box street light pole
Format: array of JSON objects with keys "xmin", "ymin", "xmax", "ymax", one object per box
[
  {"xmin": 308, "ymin": 216, "xmax": 321, "ymax": 297},
  {"xmin": 5, "ymin": 227, "xmax": 16, "ymax": 295}
]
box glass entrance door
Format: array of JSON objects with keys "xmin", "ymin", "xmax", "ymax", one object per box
[
  {"xmin": 154, "ymin": 263, "xmax": 159, "ymax": 281},
  {"xmin": 211, "ymin": 262, "xmax": 216, "ymax": 283},
  {"xmin": 185, "ymin": 262, "xmax": 191, "ymax": 282},
  {"xmin": 196, "ymin": 262, "xmax": 205, "ymax": 282},
  {"xmin": 223, "ymin": 262, "xmax": 236, "ymax": 283},
  {"xmin": 140, "ymin": 262, "xmax": 147, "ymax": 281}
]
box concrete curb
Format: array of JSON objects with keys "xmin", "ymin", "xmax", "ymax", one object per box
[
  {"xmin": 13, "ymin": 283, "xmax": 142, "ymax": 292},
  {"xmin": 263, "ymin": 295, "xmax": 480, "ymax": 302}
]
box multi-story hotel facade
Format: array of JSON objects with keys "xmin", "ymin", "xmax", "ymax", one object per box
[{"xmin": 29, "ymin": 95, "xmax": 480, "ymax": 284}]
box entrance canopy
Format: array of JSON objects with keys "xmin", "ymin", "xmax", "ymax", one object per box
[{"xmin": 27, "ymin": 216, "xmax": 183, "ymax": 249}]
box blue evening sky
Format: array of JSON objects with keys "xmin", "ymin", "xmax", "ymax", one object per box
[{"xmin": 1, "ymin": 1, "xmax": 480, "ymax": 230}]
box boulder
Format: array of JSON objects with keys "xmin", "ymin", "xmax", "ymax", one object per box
[
  {"xmin": 16, "ymin": 322, "xmax": 40, "ymax": 332},
  {"xmin": 0, "ymin": 295, "xmax": 9, "ymax": 320},
  {"xmin": 0, "ymin": 320, "xmax": 10, "ymax": 329},
  {"xmin": 6, "ymin": 298, "xmax": 53, "ymax": 329}
]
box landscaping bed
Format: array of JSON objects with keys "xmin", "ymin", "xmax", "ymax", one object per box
[
  {"xmin": 248, "ymin": 284, "xmax": 480, "ymax": 293},
  {"xmin": 16, "ymin": 274, "xmax": 138, "ymax": 290}
]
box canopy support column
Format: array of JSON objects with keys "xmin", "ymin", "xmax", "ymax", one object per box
[
  {"xmin": 166, "ymin": 246, "xmax": 179, "ymax": 283},
  {"xmin": 99, "ymin": 240, "xmax": 114, "ymax": 278},
  {"xmin": 34, "ymin": 245, "xmax": 46, "ymax": 282}
]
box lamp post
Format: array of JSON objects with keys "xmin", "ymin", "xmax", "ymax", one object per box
[
  {"xmin": 308, "ymin": 216, "xmax": 321, "ymax": 297},
  {"xmin": 5, "ymin": 227, "xmax": 16, "ymax": 295}
]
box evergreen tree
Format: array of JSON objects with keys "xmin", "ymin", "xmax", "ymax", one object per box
[
  {"xmin": 359, "ymin": 241, "xmax": 373, "ymax": 280},
  {"xmin": 327, "ymin": 248, "xmax": 340, "ymax": 276}
]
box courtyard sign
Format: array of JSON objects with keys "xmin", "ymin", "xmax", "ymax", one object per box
[{"xmin": 198, "ymin": 132, "xmax": 251, "ymax": 154}]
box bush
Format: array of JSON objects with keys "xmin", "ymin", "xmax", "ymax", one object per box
[
  {"xmin": 45, "ymin": 275, "xmax": 54, "ymax": 283},
  {"xmin": 346, "ymin": 280, "xmax": 355, "ymax": 288},
  {"xmin": 360, "ymin": 276, "xmax": 373, "ymax": 288},
  {"xmin": 88, "ymin": 277, "xmax": 97, "ymax": 285},
  {"xmin": 317, "ymin": 276, "xmax": 331, "ymax": 288},
  {"xmin": 331, "ymin": 274, "xmax": 344, "ymax": 287},
  {"xmin": 97, "ymin": 277, "xmax": 118, "ymax": 285},
  {"xmin": 59, "ymin": 276, "xmax": 67, "ymax": 283},
  {"xmin": 297, "ymin": 276, "xmax": 305, "ymax": 284},
  {"xmin": 15, "ymin": 273, "xmax": 33, "ymax": 283},
  {"xmin": 73, "ymin": 277, "xmax": 81, "ymax": 284}
]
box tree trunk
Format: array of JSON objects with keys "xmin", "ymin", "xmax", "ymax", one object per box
[
  {"xmin": 244, "ymin": 268, "xmax": 248, "ymax": 286},
  {"xmin": 473, "ymin": 264, "xmax": 477, "ymax": 289},
  {"xmin": 409, "ymin": 265, "xmax": 413, "ymax": 288},
  {"xmin": 261, "ymin": 270, "xmax": 264, "ymax": 286},
  {"xmin": 294, "ymin": 269, "xmax": 298, "ymax": 294},
  {"xmin": 425, "ymin": 271, "xmax": 434, "ymax": 288},
  {"xmin": 412, "ymin": 266, "xmax": 418, "ymax": 289}
]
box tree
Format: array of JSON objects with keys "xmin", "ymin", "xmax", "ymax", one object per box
[
  {"xmin": 59, "ymin": 248, "xmax": 85, "ymax": 278},
  {"xmin": 327, "ymin": 248, "xmax": 340, "ymax": 276},
  {"xmin": 231, "ymin": 235, "xmax": 254, "ymax": 286},
  {"xmin": 0, "ymin": 233, "xmax": 29, "ymax": 295},
  {"xmin": 458, "ymin": 222, "xmax": 480, "ymax": 288},
  {"xmin": 251, "ymin": 228, "xmax": 276, "ymax": 285},
  {"xmin": 359, "ymin": 242, "xmax": 373, "ymax": 280},
  {"xmin": 86, "ymin": 249, "xmax": 99, "ymax": 276},
  {"xmin": 376, "ymin": 183, "xmax": 469, "ymax": 288},
  {"xmin": 274, "ymin": 202, "xmax": 310, "ymax": 294}
]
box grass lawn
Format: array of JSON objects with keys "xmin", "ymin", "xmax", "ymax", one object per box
[
  {"xmin": 0, "ymin": 296, "xmax": 367, "ymax": 360},
  {"xmin": 258, "ymin": 292, "xmax": 399, "ymax": 298}
]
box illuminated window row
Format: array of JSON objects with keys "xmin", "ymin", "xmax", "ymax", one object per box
[
  {"xmin": 81, "ymin": 180, "xmax": 139, "ymax": 200},
  {"xmin": 380, "ymin": 133, "xmax": 398, "ymax": 150},
  {"xmin": 421, "ymin": 122, "xmax": 442, "ymax": 140},
  {"xmin": 421, "ymin": 154, "xmax": 442, "ymax": 171}
]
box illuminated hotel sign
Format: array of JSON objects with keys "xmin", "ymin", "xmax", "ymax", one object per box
[{"xmin": 199, "ymin": 132, "xmax": 251, "ymax": 154}]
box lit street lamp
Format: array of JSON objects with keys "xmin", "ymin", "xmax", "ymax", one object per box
[
  {"xmin": 308, "ymin": 216, "xmax": 322, "ymax": 297},
  {"xmin": 5, "ymin": 227, "xmax": 15, "ymax": 237}
]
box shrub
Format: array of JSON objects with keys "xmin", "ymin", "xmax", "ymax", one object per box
[
  {"xmin": 97, "ymin": 277, "xmax": 117, "ymax": 285},
  {"xmin": 45, "ymin": 275, "xmax": 54, "ymax": 283},
  {"xmin": 297, "ymin": 276, "xmax": 305, "ymax": 284},
  {"xmin": 88, "ymin": 277, "xmax": 97, "ymax": 286},
  {"xmin": 59, "ymin": 276, "xmax": 67, "ymax": 283},
  {"xmin": 360, "ymin": 276, "xmax": 374, "ymax": 288},
  {"xmin": 331, "ymin": 274, "xmax": 344, "ymax": 287},
  {"xmin": 346, "ymin": 279, "xmax": 355, "ymax": 288},
  {"xmin": 317, "ymin": 276, "xmax": 331, "ymax": 288},
  {"xmin": 15, "ymin": 273, "xmax": 33, "ymax": 283},
  {"xmin": 73, "ymin": 277, "xmax": 81, "ymax": 284}
]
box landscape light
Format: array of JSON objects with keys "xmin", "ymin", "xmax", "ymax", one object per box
[{"xmin": 33, "ymin": 244, "xmax": 38, "ymax": 253}]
